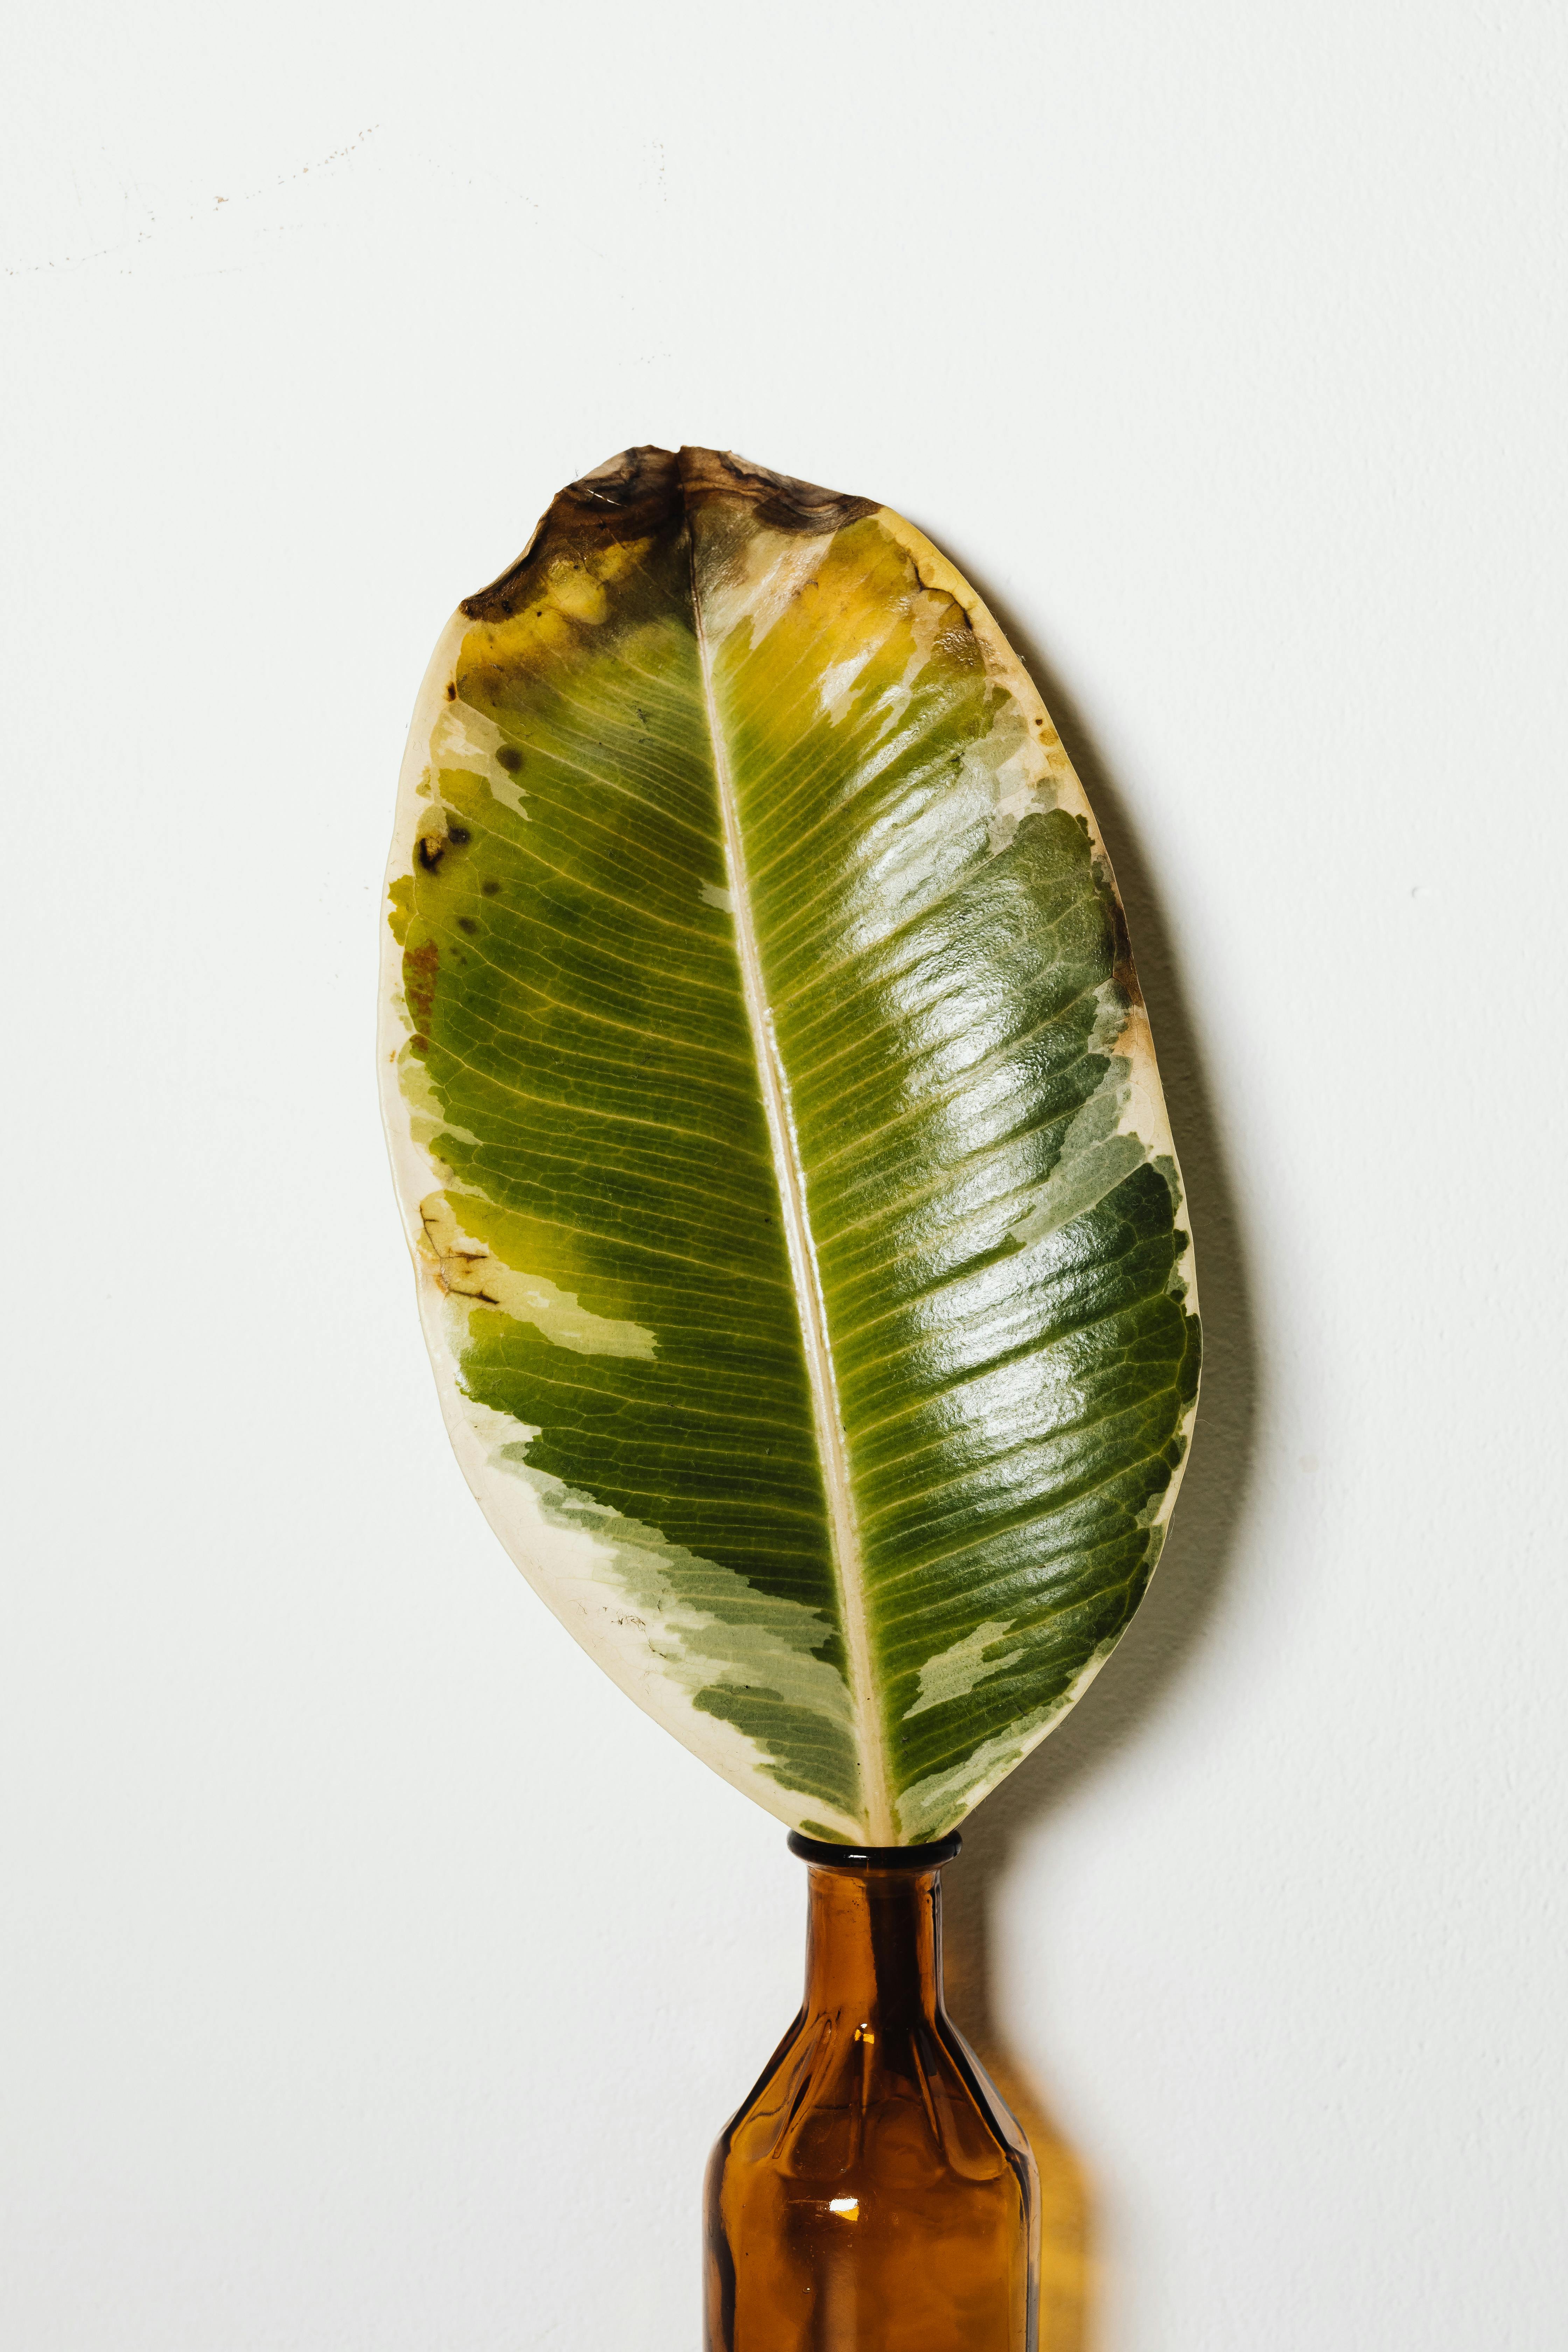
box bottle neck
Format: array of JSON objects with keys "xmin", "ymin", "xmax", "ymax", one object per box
[{"xmin": 802, "ymin": 1862, "xmax": 946, "ymax": 2028}]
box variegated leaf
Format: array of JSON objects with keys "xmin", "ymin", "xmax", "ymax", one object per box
[{"xmin": 380, "ymin": 446, "xmax": 1199, "ymax": 1842}]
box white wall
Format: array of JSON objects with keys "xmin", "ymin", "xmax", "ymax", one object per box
[{"xmin": 5, "ymin": 5, "xmax": 1564, "ymax": 2346}]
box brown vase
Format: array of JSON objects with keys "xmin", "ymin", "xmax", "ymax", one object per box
[{"xmin": 704, "ymin": 1832, "xmax": 1039, "ymax": 2351}]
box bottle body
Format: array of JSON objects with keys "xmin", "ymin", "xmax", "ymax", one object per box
[{"xmin": 705, "ymin": 1835, "xmax": 1038, "ymax": 2352}]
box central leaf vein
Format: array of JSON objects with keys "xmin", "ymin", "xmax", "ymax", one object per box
[{"xmin": 690, "ymin": 554, "xmax": 892, "ymax": 1841}]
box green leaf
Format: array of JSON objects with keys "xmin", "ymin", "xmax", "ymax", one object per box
[{"xmin": 380, "ymin": 446, "xmax": 1199, "ymax": 1842}]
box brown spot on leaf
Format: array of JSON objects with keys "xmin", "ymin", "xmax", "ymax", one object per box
[
  {"xmin": 495, "ymin": 745, "xmax": 523, "ymax": 774},
  {"xmin": 461, "ymin": 446, "xmax": 682, "ymax": 623},
  {"xmin": 404, "ymin": 938, "xmax": 439, "ymax": 1033},
  {"xmin": 457, "ymin": 445, "xmax": 878, "ymax": 623},
  {"xmin": 676, "ymin": 445, "xmax": 878, "ymax": 536},
  {"xmin": 1101, "ymin": 868, "xmax": 1146, "ymax": 1010}
]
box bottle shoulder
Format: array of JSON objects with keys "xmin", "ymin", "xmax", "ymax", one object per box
[{"xmin": 718, "ymin": 2005, "xmax": 1021, "ymax": 2189}]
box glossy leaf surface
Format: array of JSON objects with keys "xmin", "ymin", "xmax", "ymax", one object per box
[{"xmin": 380, "ymin": 447, "xmax": 1199, "ymax": 1841}]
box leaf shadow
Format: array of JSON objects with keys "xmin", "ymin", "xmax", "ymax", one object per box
[{"xmin": 929, "ymin": 556, "xmax": 1262, "ymax": 2348}]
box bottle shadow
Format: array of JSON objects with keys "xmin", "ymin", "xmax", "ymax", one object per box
[{"xmin": 929, "ymin": 556, "xmax": 1262, "ymax": 2349}]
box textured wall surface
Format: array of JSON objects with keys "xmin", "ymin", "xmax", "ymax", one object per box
[{"xmin": 4, "ymin": 6, "xmax": 1564, "ymax": 2346}]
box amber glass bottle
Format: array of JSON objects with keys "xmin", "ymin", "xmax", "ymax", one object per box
[{"xmin": 704, "ymin": 1832, "xmax": 1039, "ymax": 2352}]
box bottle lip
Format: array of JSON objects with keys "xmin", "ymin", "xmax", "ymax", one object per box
[{"xmin": 788, "ymin": 1829, "xmax": 962, "ymax": 1870}]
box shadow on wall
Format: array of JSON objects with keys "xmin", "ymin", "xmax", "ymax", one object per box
[{"xmin": 934, "ymin": 564, "xmax": 1262, "ymax": 2349}]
